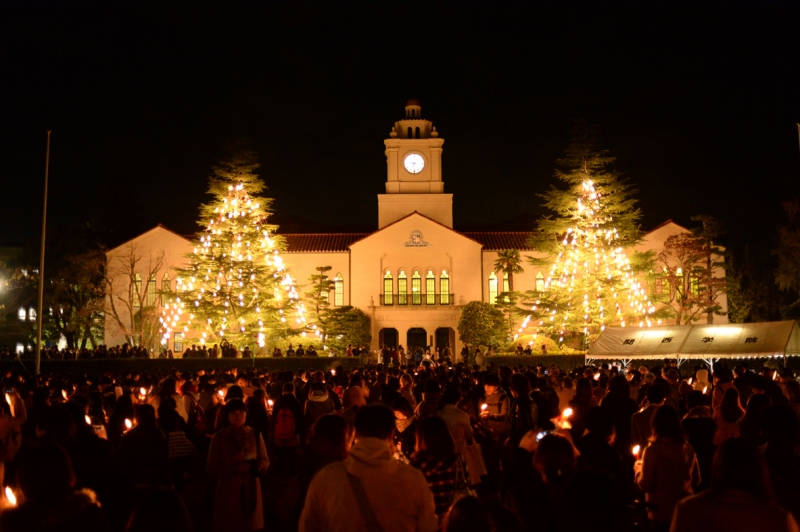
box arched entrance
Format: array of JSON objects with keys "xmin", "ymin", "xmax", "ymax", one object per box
[
  {"xmin": 379, "ymin": 328, "xmax": 398, "ymax": 348},
  {"xmin": 435, "ymin": 327, "xmax": 455, "ymax": 353},
  {"xmin": 407, "ymin": 328, "xmax": 427, "ymax": 351}
]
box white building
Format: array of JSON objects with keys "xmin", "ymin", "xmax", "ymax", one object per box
[{"xmin": 104, "ymin": 101, "xmax": 728, "ymax": 354}]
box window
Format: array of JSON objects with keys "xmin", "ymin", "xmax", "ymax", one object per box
[
  {"xmin": 146, "ymin": 277, "xmax": 156, "ymax": 306},
  {"xmin": 15, "ymin": 343, "xmax": 23, "ymax": 354},
  {"xmin": 29, "ymin": 307, "xmax": 36, "ymax": 322},
  {"xmin": 383, "ymin": 271, "xmax": 393, "ymax": 305},
  {"xmin": 536, "ymin": 271, "xmax": 545, "ymax": 292},
  {"xmin": 398, "ymin": 270, "xmax": 407, "ymax": 305},
  {"xmin": 502, "ymin": 272, "xmax": 510, "ymax": 302},
  {"xmin": 407, "ymin": 127, "xmax": 413, "ymax": 138},
  {"xmin": 411, "ymin": 270, "xmax": 421, "ymax": 305},
  {"xmin": 489, "ymin": 272, "xmax": 498, "ymax": 305},
  {"xmin": 320, "ymin": 274, "xmax": 329, "ymax": 303},
  {"xmin": 133, "ymin": 273, "xmax": 142, "ymax": 308},
  {"xmin": 174, "ymin": 332, "xmax": 184, "ymax": 352},
  {"xmin": 161, "ymin": 273, "xmax": 171, "ymax": 305},
  {"xmin": 440, "ymin": 270, "xmax": 450, "ymax": 305},
  {"xmin": 415, "ymin": 127, "xmax": 420, "ymax": 139},
  {"xmin": 17, "ymin": 308, "xmax": 25, "ymax": 321},
  {"xmin": 426, "ymin": 270, "xmax": 435, "ymax": 305},
  {"xmin": 334, "ymin": 274, "xmax": 344, "ymax": 306}
]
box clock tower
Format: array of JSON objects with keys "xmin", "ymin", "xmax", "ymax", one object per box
[{"xmin": 379, "ymin": 100, "xmax": 453, "ymax": 228}]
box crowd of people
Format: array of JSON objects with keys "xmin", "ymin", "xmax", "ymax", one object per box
[{"xmin": 0, "ymin": 355, "xmax": 798, "ymax": 531}]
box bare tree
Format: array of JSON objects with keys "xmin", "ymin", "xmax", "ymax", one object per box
[{"xmin": 105, "ymin": 245, "xmax": 165, "ymax": 351}]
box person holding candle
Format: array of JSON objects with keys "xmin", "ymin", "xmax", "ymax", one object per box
[
  {"xmin": 635, "ymin": 405, "xmax": 701, "ymax": 532},
  {"xmin": 207, "ymin": 399, "xmax": 269, "ymax": 532},
  {"xmin": 478, "ymin": 374, "xmax": 510, "ymax": 444}
]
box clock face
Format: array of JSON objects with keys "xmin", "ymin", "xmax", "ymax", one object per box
[{"xmin": 404, "ymin": 153, "xmax": 425, "ymax": 174}]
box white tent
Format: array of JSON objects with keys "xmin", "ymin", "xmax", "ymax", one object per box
[{"xmin": 588, "ymin": 320, "xmax": 800, "ymax": 366}]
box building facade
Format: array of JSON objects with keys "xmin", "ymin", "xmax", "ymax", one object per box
[{"xmin": 104, "ymin": 101, "xmax": 728, "ymax": 355}]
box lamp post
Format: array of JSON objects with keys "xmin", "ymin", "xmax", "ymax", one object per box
[{"xmin": 35, "ymin": 131, "xmax": 51, "ymax": 375}]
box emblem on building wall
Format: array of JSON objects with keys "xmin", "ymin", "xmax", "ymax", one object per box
[{"xmin": 405, "ymin": 230, "xmax": 431, "ymax": 247}]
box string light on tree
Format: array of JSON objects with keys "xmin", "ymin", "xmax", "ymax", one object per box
[{"xmin": 160, "ymin": 146, "xmax": 305, "ymax": 350}]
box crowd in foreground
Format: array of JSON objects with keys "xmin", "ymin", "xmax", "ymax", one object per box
[{"xmin": 0, "ymin": 356, "xmax": 797, "ymax": 532}]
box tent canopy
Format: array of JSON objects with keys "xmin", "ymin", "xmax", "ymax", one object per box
[{"xmin": 589, "ymin": 321, "xmax": 800, "ymax": 360}]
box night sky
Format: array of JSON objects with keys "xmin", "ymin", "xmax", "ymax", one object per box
[{"xmin": 2, "ymin": 1, "xmax": 800, "ymax": 254}]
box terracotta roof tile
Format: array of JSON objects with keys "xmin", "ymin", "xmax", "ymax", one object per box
[
  {"xmin": 281, "ymin": 233, "xmax": 369, "ymax": 252},
  {"xmin": 461, "ymin": 232, "xmax": 535, "ymax": 251}
]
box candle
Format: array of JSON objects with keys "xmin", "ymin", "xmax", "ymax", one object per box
[
  {"xmin": 331, "ymin": 369, "xmax": 336, "ymax": 376},
  {"xmin": 773, "ymin": 371, "xmax": 778, "ymax": 381},
  {"xmin": 703, "ymin": 386, "xmax": 708, "ymax": 394},
  {"xmin": 139, "ymin": 387, "xmax": 147, "ymax": 397},
  {"xmin": 4, "ymin": 394, "xmax": 13, "ymax": 418},
  {"xmin": 5, "ymin": 487, "xmax": 16, "ymax": 507},
  {"xmin": 124, "ymin": 418, "xmax": 133, "ymax": 431},
  {"xmin": 593, "ymin": 373, "xmax": 600, "ymax": 381},
  {"xmin": 481, "ymin": 404, "xmax": 488, "ymax": 411},
  {"xmin": 85, "ymin": 415, "xmax": 92, "ymax": 425},
  {"xmin": 687, "ymin": 377, "xmax": 693, "ymax": 385},
  {"xmin": 62, "ymin": 389, "xmax": 68, "ymax": 400},
  {"xmin": 632, "ymin": 444, "xmax": 641, "ymax": 458},
  {"xmin": 218, "ymin": 389, "xmax": 225, "ymax": 398},
  {"xmin": 562, "ymin": 408, "xmax": 573, "ymax": 419}
]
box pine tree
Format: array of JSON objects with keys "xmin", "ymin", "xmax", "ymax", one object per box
[
  {"xmin": 522, "ymin": 122, "xmax": 657, "ymax": 345},
  {"xmin": 160, "ymin": 146, "xmax": 305, "ymax": 350}
]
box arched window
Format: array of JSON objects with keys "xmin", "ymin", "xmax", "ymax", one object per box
[
  {"xmin": 488, "ymin": 272, "xmax": 498, "ymax": 305},
  {"xmin": 440, "ymin": 270, "xmax": 450, "ymax": 305},
  {"xmin": 29, "ymin": 307, "xmax": 36, "ymax": 321},
  {"xmin": 133, "ymin": 273, "xmax": 142, "ymax": 308},
  {"xmin": 415, "ymin": 127, "xmax": 420, "ymax": 139},
  {"xmin": 146, "ymin": 277, "xmax": 156, "ymax": 306},
  {"xmin": 502, "ymin": 272, "xmax": 510, "ymax": 293},
  {"xmin": 398, "ymin": 270, "xmax": 407, "ymax": 305},
  {"xmin": 17, "ymin": 308, "xmax": 26, "ymax": 321},
  {"xmin": 383, "ymin": 270, "xmax": 393, "ymax": 305},
  {"xmin": 535, "ymin": 271, "xmax": 545, "ymax": 292},
  {"xmin": 426, "ymin": 270, "xmax": 435, "ymax": 305},
  {"xmin": 334, "ymin": 273, "xmax": 344, "ymax": 307},
  {"xmin": 407, "ymin": 127, "xmax": 413, "ymax": 139},
  {"xmin": 161, "ymin": 273, "xmax": 171, "ymax": 305},
  {"xmin": 411, "ymin": 270, "xmax": 421, "ymax": 305}
]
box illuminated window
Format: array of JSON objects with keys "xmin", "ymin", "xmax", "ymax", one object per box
[
  {"xmin": 411, "ymin": 270, "xmax": 421, "ymax": 305},
  {"xmin": 334, "ymin": 274, "xmax": 343, "ymax": 307},
  {"xmin": 489, "ymin": 272, "xmax": 498, "ymax": 305},
  {"xmin": 320, "ymin": 274, "xmax": 329, "ymax": 303},
  {"xmin": 426, "ymin": 270, "xmax": 435, "ymax": 305},
  {"xmin": 174, "ymin": 332, "xmax": 184, "ymax": 352},
  {"xmin": 535, "ymin": 271, "xmax": 545, "ymax": 292},
  {"xmin": 146, "ymin": 277, "xmax": 156, "ymax": 306},
  {"xmin": 17, "ymin": 308, "xmax": 25, "ymax": 321},
  {"xmin": 440, "ymin": 270, "xmax": 450, "ymax": 305},
  {"xmin": 383, "ymin": 271, "xmax": 393, "ymax": 305},
  {"xmin": 29, "ymin": 307, "xmax": 36, "ymax": 322},
  {"xmin": 398, "ymin": 270, "xmax": 407, "ymax": 305},
  {"xmin": 15, "ymin": 343, "xmax": 23, "ymax": 354},
  {"xmin": 133, "ymin": 273, "xmax": 142, "ymax": 308},
  {"xmin": 503, "ymin": 272, "xmax": 510, "ymax": 293},
  {"xmin": 161, "ymin": 273, "xmax": 170, "ymax": 305}
]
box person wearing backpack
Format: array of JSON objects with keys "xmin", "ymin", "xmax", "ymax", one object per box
[{"xmin": 272, "ymin": 381, "xmax": 304, "ymax": 476}]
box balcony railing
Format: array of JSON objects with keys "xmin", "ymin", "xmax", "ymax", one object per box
[{"xmin": 379, "ymin": 293, "xmax": 454, "ymax": 306}]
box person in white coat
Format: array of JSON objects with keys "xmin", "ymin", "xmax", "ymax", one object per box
[{"xmin": 299, "ymin": 404, "xmax": 437, "ymax": 532}]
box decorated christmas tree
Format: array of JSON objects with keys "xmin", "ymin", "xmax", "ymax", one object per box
[
  {"xmin": 522, "ymin": 122, "xmax": 658, "ymax": 346},
  {"xmin": 160, "ymin": 147, "xmax": 305, "ymax": 351}
]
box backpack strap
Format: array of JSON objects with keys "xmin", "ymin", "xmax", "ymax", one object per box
[{"xmin": 344, "ymin": 466, "xmax": 384, "ymax": 532}]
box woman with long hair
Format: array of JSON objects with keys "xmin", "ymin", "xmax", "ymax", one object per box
[
  {"xmin": 207, "ymin": 400, "xmax": 269, "ymax": 532},
  {"xmin": 635, "ymin": 405, "xmax": 700, "ymax": 532},
  {"xmin": 671, "ymin": 437, "xmax": 800, "ymax": 532},
  {"xmin": 713, "ymin": 387, "xmax": 744, "ymax": 446},
  {"xmin": 155, "ymin": 377, "xmax": 188, "ymax": 423},
  {"xmin": 412, "ymin": 416, "xmax": 462, "ymax": 523}
]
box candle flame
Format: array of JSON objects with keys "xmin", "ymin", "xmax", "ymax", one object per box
[
  {"xmin": 562, "ymin": 408, "xmax": 573, "ymax": 418},
  {"xmin": 124, "ymin": 418, "xmax": 132, "ymax": 430},
  {"xmin": 267, "ymin": 399, "xmax": 274, "ymax": 406},
  {"xmin": 703, "ymin": 386, "xmax": 708, "ymax": 394},
  {"xmin": 632, "ymin": 444, "xmax": 641, "ymax": 457},
  {"xmin": 687, "ymin": 377, "xmax": 693, "ymax": 385},
  {"xmin": 481, "ymin": 404, "xmax": 488, "ymax": 411},
  {"xmin": 218, "ymin": 389, "xmax": 225, "ymax": 397},
  {"xmin": 62, "ymin": 389, "xmax": 68, "ymax": 400},
  {"xmin": 4, "ymin": 394, "xmax": 13, "ymax": 418},
  {"xmin": 139, "ymin": 387, "xmax": 147, "ymax": 397},
  {"xmin": 85, "ymin": 415, "xmax": 91, "ymax": 425},
  {"xmin": 593, "ymin": 373, "xmax": 600, "ymax": 381},
  {"xmin": 773, "ymin": 371, "xmax": 778, "ymax": 381},
  {"xmin": 5, "ymin": 486, "xmax": 16, "ymax": 506},
  {"xmin": 331, "ymin": 370, "xmax": 336, "ymax": 375}
]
